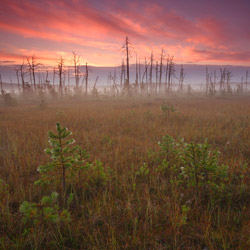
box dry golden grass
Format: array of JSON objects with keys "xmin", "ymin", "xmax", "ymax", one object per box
[{"xmin": 0, "ymin": 95, "xmax": 249, "ymax": 249}]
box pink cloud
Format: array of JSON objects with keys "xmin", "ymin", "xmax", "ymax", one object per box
[
  {"xmin": 0, "ymin": 0, "xmax": 249, "ymax": 66},
  {"xmin": 193, "ymin": 49, "xmax": 250, "ymax": 63}
]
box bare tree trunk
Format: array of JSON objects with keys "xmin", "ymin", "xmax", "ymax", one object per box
[
  {"xmin": 16, "ymin": 69, "xmax": 20, "ymax": 91},
  {"xmin": 72, "ymin": 52, "xmax": 81, "ymax": 90},
  {"xmin": 85, "ymin": 62, "xmax": 89, "ymax": 95},
  {"xmin": 0, "ymin": 74, "xmax": 3, "ymax": 94},
  {"xmin": 53, "ymin": 67, "xmax": 56, "ymax": 86},
  {"xmin": 165, "ymin": 55, "xmax": 170, "ymax": 91},
  {"xmin": 57, "ymin": 57, "xmax": 64, "ymax": 95},
  {"xmin": 10, "ymin": 77, "xmax": 14, "ymax": 93},
  {"xmin": 135, "ymin": 53, "xmax": 138, "ymax": 86},
  {"xmin": 67, "ymin": 66, "xmax": 70, "ymax": 87},
  {"xmin": 246, "ymin": 70, "xmax": 248, "ymax": 91},
  {"xmin": 145, "ymin": 57, "xmax": 148, "ymax": 84},
  {"xmin": 125, "ymin": 36, "xmax": 130, "ymax": 88},
  {"xmin": 139, "ymin": 59, "xmax": 141, "ymax": 91},
  {"xmin": 168, "ymin": 57, "xmax": 171, "ymax": 91},
  {"xmin": 179, "ymin": 65, "xmax": 184, "ymax": 91},
  {"xmin": 120, "ymin": 60, "xmax": 125, "ymax": 86},
  {"xmin": 27, "ymin": 55, "xmax": 40, "ymax": 91},
  {"xmin": 155, "ymin": 61, "xmax": 158, "ymax": 93},
  {"xmin": 149, "ymin": 52, "xmax": 153, "ymax": 87},
  {"xmin": 112, "ymin": 69, "xmax": 119, "ymax": 96},
  {"xmin": 159, "ymin": 48, "xmax": 164, "ymax": 91},
  {"xmin": 20, "ymin": 61, "xmax": 25, "ymax": 92}
]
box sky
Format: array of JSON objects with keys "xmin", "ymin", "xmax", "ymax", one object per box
[{"xmin": 0, "ymin": 0, "xmax": 250, "ymax": 67}]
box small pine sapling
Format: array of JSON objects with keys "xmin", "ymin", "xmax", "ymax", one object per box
[
  {"xmin": 20, "ymin": 192, "xmax": 71, "ymax": 229},
  {"xmin": 35, "ymin": 123, "xmax": 90, "ymax": 205}
]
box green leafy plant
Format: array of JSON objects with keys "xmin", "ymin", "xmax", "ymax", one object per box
[
  {"xmin": 87, "ymin": 160, "xmax": 108, "ymax": 187},
  {"xmin": 136, "ymin": 163, "xmax": 149, "ymax": 177},
  {"xmin": 158, "ymin": 135, "xmax": 229, "ymax": 202},
  {"xmin": 180, "ymin": 140, "xmax": 228, "ymax": 198},
  {"xmin": 160, "ymin": 103, "xmax": 176, "ymax": 116},
  {"xmin": 20, "ymin": 192, "xmax": 71, "ymax": 226},
  {"xmin": 157, "ymin": 135, "xmax": 184, "ymax": 177}
]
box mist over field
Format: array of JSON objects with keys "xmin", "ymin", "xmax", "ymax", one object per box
[{"xmin": 1, "ymin": 63, "xmax": 249, "ymax": 88}]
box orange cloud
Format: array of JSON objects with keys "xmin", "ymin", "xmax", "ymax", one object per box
[{"xmin": 0, "ymin": 0, "xmax": 249, "ymax": 66}]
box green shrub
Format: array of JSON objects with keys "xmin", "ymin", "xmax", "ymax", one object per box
[
  {"xmin": 160, "ymin": 103, "xmax": 176, "ymax": 116},
  {"xmin": 34, "ymin": 123, "xmax": 89, "ymax": 194},
  {"xmin": 180, "ymin": 139, "xmax": 229, "ymax": 199},
  {"xmin": 35, "ymin": 123, "xmax": 108, "ymax": 202},
  {"xmin": 158, "ymin": 135, "xmax": 229, "ymax": 202},
  {"xmin": 20, "ymin": 192, "xmax": 71, "ymax": 226}
]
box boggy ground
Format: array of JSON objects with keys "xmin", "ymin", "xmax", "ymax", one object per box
[{"xmin": 0, "ymin": 94, "xmax": 249, "ymax": 249}]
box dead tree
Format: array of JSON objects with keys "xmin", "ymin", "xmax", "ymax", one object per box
[
  {"xmin": 19, "ymin": 59, "xmax": 26, "ymax": 92},
  {"xmin": 85, "ymin": 62, "xmax": 89, "ymax": 95},
  {"xmin": 66, "ymin": 66, "xmax": 70, "ymax": 89},
  {"xmin": 56, "ymin": 57, "xmax": 65, "ymax": 94},
  {"xmin": 72, "ymin": 52, "xmax": 81, "ymax": 90},
  {"xmin": 126, "ymin": 37, "xmax": 130, "ymax": 86},
  {"xmin": 159, "ymin": 48, "xmax": 164, "ymax": 90},
  {"xmin": 166, "ymin": 56, "xmax": 174, "ymax": 91},
  {"xmin": 0, "ymin": 74, "xmax": 3, "ymax": 94},
  {"xmin": 226, "ymin": 69, "xmax": 232, "ymax": 93},
  {"xmin": 165, "ymin": 55, "xmax": 172, "ymax": 90},
  {"xmin": 179, "ymin": 65, "xmax": 185, "ymax": 91},
  {"xmin": 155, "ymin": 61, "xmax": 158, "ymax": 92},
  {"xmin": 120, "ymin": 60, "xmax": 126, "ymax": 86},
  {"xmin": 139, "ymin": 59, "xmax": 141, "ymax": 86},
  {"xmin": 122, "ymin": 36, "xmax": 132, "ymax": 89},
  {"xmin": 110, "ymin": 69, "xmax": 119, "ymax": 96},
  {"xmin": 205, "ymin": 68, "xmax": 217, "ymax": 95},
  {"xmin": 144, "ymin": 57, "xmax": 148, "ymax": 84},
  {"xmin": 92, "ymin": 76, "xmax": 99, "ymax": 96},
  {"xmin": 38, "ymin": 73, "xmax": 41, "ymax": 86},
  {"xmin": 53, "ymin": 67, "xmax": 56, "ymax": 86},
  {"xmin": 206, "ymin": 67, "xmax": 209, "ymax": 94},
  {"xmin": 213, "ymin": 70, "xmax": 217, "ymax": 88},
  {"xmin": 246, "ymin": 70, "xmax": 248, "ymax": 91},
  {"xmin": 219, "ymin": 68, "xmax": 227, "ymax": 93},
  {"xmin": 27, "ymin": 55, "xmax": 40, "ymax": 89},
  {"xmin": 15, "ymin": 69, "xmax": 21, "ymax": 91},
  {"xmin": 209, "ymin": 71, "xmax": 216, "ymax": 95},
  {"xmin": 141, "ymin": 58, "xmax": 149, "ymax": 93},
  {"xmin": 135, "ymin": 52, "xmax": 138, "ymax": 86},
  {"xmin": 10, "ymin": 77, "xmax": 14, "ymax": 93},
  {"xmin": 149, "ymin": 52, "xmax": 153, "ymax": 86},
  {"xmin": 45, "ymin": 69, "xmax": 50, "ymax": 90}
]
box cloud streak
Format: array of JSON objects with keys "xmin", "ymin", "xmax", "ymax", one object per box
[{"xmin": 0, "ymin": 0, "xmax": 249, "ymax": 66}]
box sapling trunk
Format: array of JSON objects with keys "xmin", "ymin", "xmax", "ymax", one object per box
[{"xmin": 58, "ymin": 129, "xmax": 66, "ymax": 207}]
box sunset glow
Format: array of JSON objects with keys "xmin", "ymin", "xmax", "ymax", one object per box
[{"xmin": 0, "ymin": 0, "xmax": 250, "ymax": 66}]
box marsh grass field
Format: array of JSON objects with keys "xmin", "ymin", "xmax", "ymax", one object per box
[{"xmin": 0, "ymin": 94, "xmax": 250, "ymax": 249}]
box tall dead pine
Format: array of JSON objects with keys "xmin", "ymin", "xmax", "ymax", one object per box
[
  {"xmin": 27, "ymin": 55, "xmax": 40, "ymax": 90},
  {"xmin": 0, "ymin": 74, "xmax": 3, "ymax": 94},
  {"xmin": 85, "ymin": 62, "xmax": 89, "ymax": 95},
  {"xmin": 149, "ymin": 52, "xmax": 153, "ymax": 85},
  {"xmin": 72, "ymin": 52, "xmax": 81, "ymax": 90},
  {"xmin": 122, "ymin": 36, "xmax": 132, "ymax": 90},
  {"xmin": 159, "ymin": 48, "xmax": 164, "ymax": 90},
  {"xmin": 56, "ymin": 57, "xmax": 64, "ymax": 94}
]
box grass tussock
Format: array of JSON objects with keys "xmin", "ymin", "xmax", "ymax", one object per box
[{"xmin": 0, "ymin": 95, "xmax": 250, "ymax": 249}]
